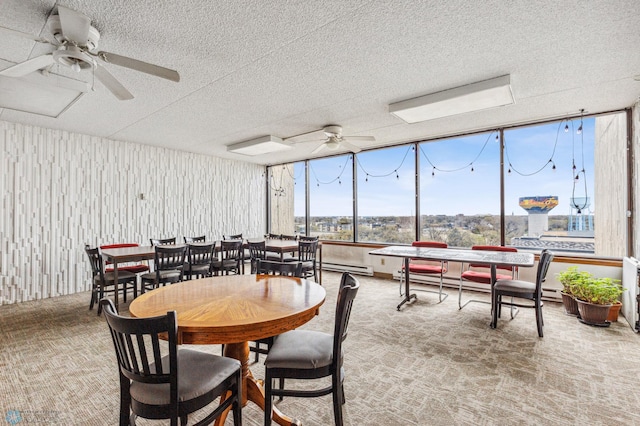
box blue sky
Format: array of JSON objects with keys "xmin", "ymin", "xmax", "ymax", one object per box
[{"xmin": 294, "ymin": 117, "xmax": 595, "ymax": 217}]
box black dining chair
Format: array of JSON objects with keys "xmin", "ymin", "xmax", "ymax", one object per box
[
  {"xmin": 248, "ymin": 240, "xmax": 267, "ymax": 274},
  {"xmin": 140, "ymin": 245, "xmax": 187, "ymax": 293},
  {"xmin": 183, "ymin": 235, "xmax": 206, "ymax": 243},
  {"xmin": 285, "ymin": 240, "xmax": 318, "ymax": 282},
  {"xmin": 249, "ymin": 259, "xmax": 304, "ymax": 363},
  {"xmin": 264, "ymin": 272, "xmax": 359, "ymax": 426},
  {"xmin": 211, "ymin": 240, "xmax": 243, "ymax": 275},
  {"xmin": 150, "ymin": 237, "xmax": 176, "ymax": 246},
  {"xmin": 183, "ymin": 242, "xmax": 216, "ymax": 280},
  {"xmin": 84, "ymin": 245, "xmax": 137, "ymax": 315},
  {"xmin": 491, "ymin": 249, "xmax": 554, "ymax": 337},
  {"xmin": 100, "ymin": 299, "xmax": 242, "ymax": 426}
]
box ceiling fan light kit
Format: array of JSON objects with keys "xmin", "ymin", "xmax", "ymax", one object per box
[{"xmin": 389, "ymin": 74, "xmax": 515, "ymax": 123}]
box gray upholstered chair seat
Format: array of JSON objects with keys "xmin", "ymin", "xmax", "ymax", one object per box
[
  {"xmin": 265, "ymin": 329, "xmax": 336, "ymax": 370},
  {"xmin": 186, "ymin": 263, "xmax": 210, "ymax": 275},
  {"xmin": 95, "ymin": 270, "xmax": 137, "ymax": 284},
  {"xmin": 130, "ymin": 348, "xmax": 240, "ymax": 406},
  {"xmin": 493, "ymin": 279, "xmax": 536, "ymax": 295},
  {"xmin": 140, "ymin": 269, "xmax": 181, "ymax": 282}
]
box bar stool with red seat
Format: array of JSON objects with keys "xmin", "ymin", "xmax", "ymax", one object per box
[
  {"xmin": 400, "ymin": 241, "xmax": 449, "ymax": 303},
  {"xmin": 458, "ymin": 245, "xmax": 519, "ymax": 309}
]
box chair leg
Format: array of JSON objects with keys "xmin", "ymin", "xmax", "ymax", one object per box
[
  {"xmin": 332, "ymin": 372, "xmax": 344, "ymax": 426},
  {"xmin": 119, "ymin": 375, "xmax": 131, "ymax": 426},
  {"xmin": 232, "ymin": 377, "xmax": 242, "ymax": 425},
  {"xmin": 278, "ymin": 378, "xmax": 284, "ymax": 401},
  {"xmin": 535, "ymin": 300, "xmax": 544, "ymax": 337},
  {"xmin": 264, "ymin": 372, "xmax": 273, "ymax": 425}
]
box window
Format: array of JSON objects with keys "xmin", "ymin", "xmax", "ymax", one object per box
[
  {"xmin": 356, "ymin": 146, "xmax": 416, "ymax": 244},
  {"xmin": 308, "ymin": 155, "xmax": 353, "ymax": 241},
  {"xmin": 419, "ymin": 132, "xmax": 500, "ymax": 248},
  {"xmin": 268, "ymin": 111, "xmax": 628, "ymax": 258}
]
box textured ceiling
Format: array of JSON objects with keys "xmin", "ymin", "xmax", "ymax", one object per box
[{"xmin": 1, "ymin": 0, "xmax": 639, "ymax": 165}]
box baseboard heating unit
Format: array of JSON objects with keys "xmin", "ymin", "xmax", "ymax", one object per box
[
  {"xmin": 621, "ymin": 256, "xmax": 640, "ymax": 332},
  {"xmin": 322, "ymin": 262, "xmax": 374, "ymax": 276}
]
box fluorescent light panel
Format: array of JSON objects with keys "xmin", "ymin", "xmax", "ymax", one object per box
[
  {"xmin": 227, "ymin": 135, "xmax": 291, "ymax": 156},
  {"xmin": 0, "ymin": 71, "xmax": 87, "ymax": 118},
  {"xmin": 389, "ymin": 75, "xmax": 515, "ymax": 123}
]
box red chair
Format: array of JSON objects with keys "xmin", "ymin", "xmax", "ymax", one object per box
[
  {"xmin": 100, "ymin": 243, "xmax": 150, "ymax": 275},
  {"xmin": 458, "ymin": 245, "xmax": 518, "ymax": 309},
  {"xmin": 400, "ymin": 241, "xmax": 449, "ymax": 303}
]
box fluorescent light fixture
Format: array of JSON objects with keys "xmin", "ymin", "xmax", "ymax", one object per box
[
  {"xmin": 0, "ymin": 71, "xmax": 87, "ymax": 118},
  {"xmin": 227, "ymin": 135, "xmax": 292, "ymax": 156},
  {"xmin": 389, "ymin": 75, "xmax": 515, "ymax": 123}
]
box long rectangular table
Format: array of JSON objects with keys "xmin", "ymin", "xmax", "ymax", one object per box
[{"xmin": 369, "ymin": 246, "xmax": 534, "ymax": 324}]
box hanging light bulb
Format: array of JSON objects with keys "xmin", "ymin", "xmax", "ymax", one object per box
[
  {"xmin": 552, "ymin": 162, "xmax": 556, "ymax": 171},
  {"xmin": 576, "ymin": 124, "xmax": 582, "ymax": 135},
  {"xmin": 431, "ymin": 167, "xmax": 435, "ymax": 177},
  {"xmin": 338, "ymin": 179, "xmax": 341, "ymax": 185},
  {"xmin": 564, "ymin": 123, "xmax": 569, "ymax": 132},
  {"xmin": 395, "ymin": 171, "xmax": 399, "ymax": 179},
  {"xmin": 470, "ymin": 166, "xmax": 474, "ymax": 172},
  {"xmin": 70, "ymin": 61, "xmax": 81, "ymax": 73},
  {"xmin": 365, "ymin": 174, "xmax": 368, "ymax": 182},
  {"xmin": 575, "ymin": 174, "xmax": 580, "ymax": 181},
  {"xmin": 495, "ymin": 134, "xmax": 499, "ymax": 141}
]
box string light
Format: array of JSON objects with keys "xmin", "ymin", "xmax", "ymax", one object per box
[{"xmin": 564, "ymin": 123, "xmax": 569, "ymax": 132}]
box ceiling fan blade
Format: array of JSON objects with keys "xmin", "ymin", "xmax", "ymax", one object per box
[
  {"xmin": 341, "ymin": 140, "xmax": 362, "ymax": 153},
  {"xmin": 94, "ymin": 66, "xmax": 134, "ymax": 100},
  {"xmin": 345, "ymin": 135, "xmax": 375, "ymax": 142},
  {"xmin": 311, "ymin": 143, "xmax": 327, "ymax": 154},
  {"xmin": 0, "ymin": 54, "xmax": 55, "ymax": 77},
  {"xmin": 97, "ymin": 51, "xmax": 180, "ymax": 82},
  {"xmin": 0, "ymin": 26, "xmax": 51, "ymax": 44},
  {"xmin": 57, "ymin": 5, "xmax": 91, "ymax": 44}
]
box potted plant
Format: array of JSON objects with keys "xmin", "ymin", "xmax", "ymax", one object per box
[
  {"xmin": 556, "ymin": 266, "xmax": 590, "ymax": 316},
  {"xmin": 572, "ymin": 276, "xmax": 624, "ymax": 326}
]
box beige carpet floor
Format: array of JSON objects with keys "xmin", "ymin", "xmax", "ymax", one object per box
[{"xmin": 1, "ymin": 271, "xmax": 640, "ymax": 425}]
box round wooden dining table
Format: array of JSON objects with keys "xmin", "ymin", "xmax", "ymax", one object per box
[{"xmin": 128, "ymin": 274, "xmax": 326, "ymax": 426}]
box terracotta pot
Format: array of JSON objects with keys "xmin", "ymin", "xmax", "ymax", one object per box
[
  {"xmin": 561, "ymin": 292, "xmax": 579, "ymax": 316},
  {"xmin": 607, "ymin": 301, "xmax": 622, "ymax": 322},
  {"xmin": 576, "ymin": 299, "xmax": 611, "ymax": 326}
]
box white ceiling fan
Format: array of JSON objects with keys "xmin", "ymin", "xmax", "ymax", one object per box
[
  {"xmin": 287, "ymin": 125, "xmax": 375, "ymax": 154},
  {"xmin": 0, "ymin": 5, "xmax": 179, "ymax": 101}
]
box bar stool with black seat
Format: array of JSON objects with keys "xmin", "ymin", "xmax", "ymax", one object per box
[
  {"xmin": 400, "ymin": 241, "xmax": 449, "ymax": 303},
  {"xmin": 140, "ymin": 245, "xmax": 187, "ymax": 293},
  {"xmin": 84, "ymin": 245, "xmax": 138, "ymax": 315},
  {"xmin": 249, "ymin": 259, "xmax": 304, "ymax": 362},
  {"xmin": 458, "ymin": 245, "xmax": 519, "ymax": 309},
  {"xmin": 100, "ymin": 299, "xmax": 242, "ymax": 426},
  {"xmin": 264, "ymin": 272, "xmax": 359, "ymax": 426},
  {"xmin": 491, "ymin": 249, "xmax": 554, "ymax": 337},
  {"xmin": 211, "ymin": 240, "xmax": 243, "ymax": 276},
  {"xmin": 183, "ymin": 242, "xmax": 216, "ymax": 280}
]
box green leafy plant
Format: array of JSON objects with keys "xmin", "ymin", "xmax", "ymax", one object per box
[
  {"xmin": 556, "ymin": 266, "xmax": 592, "ymax": 295},
  {"xmin": 572, "ymin": 276, "xmax": 624, "ymax": 305}
]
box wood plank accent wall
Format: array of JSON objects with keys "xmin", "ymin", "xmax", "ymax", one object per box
[{"xmin": 0, "ymin": 120, "xmax": 265, "ymax": 304}]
